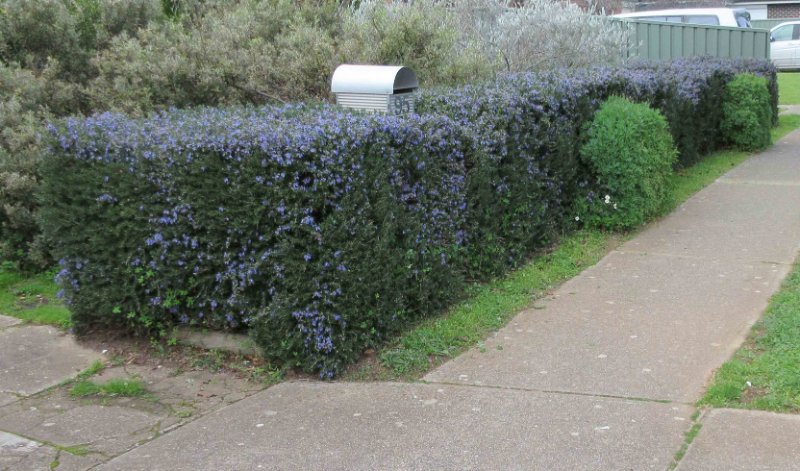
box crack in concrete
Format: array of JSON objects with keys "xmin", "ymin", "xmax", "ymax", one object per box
[{"xmin": 417, "ymin": 378, "xmax": 685, "ymax": 406}]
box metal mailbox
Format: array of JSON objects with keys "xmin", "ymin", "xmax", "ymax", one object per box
[{"xmin": 331, "ymin": 65, "xmax": 418, "ymax": 114}]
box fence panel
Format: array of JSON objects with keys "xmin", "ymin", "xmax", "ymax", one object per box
[{"xmin": 622, "ymin": 20, "xmax": 771, "ymax": 60}]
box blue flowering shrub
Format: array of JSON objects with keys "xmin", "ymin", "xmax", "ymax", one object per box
[
  {"xmin": 720, "ymin": 74, "xmax": 773, "ymax": 151},
  {"xmin": 416, "ymin": 82, "xmax": 584, "ymax": 277},
  {"xmin": 41, "ymin": 57, "xmax": 779, "ymax": 376},
  {"xmin": 576, "ymin": 97, "xmax": 677, "ymax": 230},
  {"xmin": 41, "ymin": 106, "xmax": 470, "ymax": 375},
  {"xmin": 417, "ymin": 57, "xmax": 777, "ymax": 276}
]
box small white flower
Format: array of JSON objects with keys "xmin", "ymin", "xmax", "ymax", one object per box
[
  {"xmin": 613, "ymin": 203, "xmax": 617, "ymax": 210},
  {"xmin": 604, "ymin": 194, "xmax": 611, "ymax": 204},
  {"xmin": 575, "ymin": 216, "xmax": 580, "ymax": 221}
]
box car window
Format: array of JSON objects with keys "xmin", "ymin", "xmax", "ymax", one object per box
[
  {"xmin": 666, "ymin": 16, "xmax": 682, "ymax": 23},
  {"xmin": 642, "ymin": 16, "xmax": 666, "ymax": 22},
  {"xmin": 685, "ymin": 15, "xmax": 719, "ymax": 26},
  {"xmin": 772, "ymin": 25, "xmax": 794, "ymax": 42}
]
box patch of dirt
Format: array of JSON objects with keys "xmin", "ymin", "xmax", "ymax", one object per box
[
  {"xmin": 740, "ymin": 385, "xmax": 770, "ymax": 404},
  {"xmin": 340, "ymin": 348, "xmax": 391, "ymax": 381}
]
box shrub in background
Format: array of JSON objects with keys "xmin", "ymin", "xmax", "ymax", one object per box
[
  {"xmin": 576, "ymin": 96, "xmax": 677, "ymax": 230},
  {"xmin": 450, "ymin": 0, "xmax": 631, "ymax": 73},
  {"xmin": 720, "ymin": 73, "xmax": 773, "ymax": 151},
  {"xmin": 341, "ymin": 0, "xmax": 492, "ymax": 87}
]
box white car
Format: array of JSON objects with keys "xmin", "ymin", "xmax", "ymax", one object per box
[
  {"xmin": 770, "ymin": 22, "xmax": 800, "ymax": 70},
  {"xmin": 614, "ymin": 8, "xmax": 752, "ymax": 28}
]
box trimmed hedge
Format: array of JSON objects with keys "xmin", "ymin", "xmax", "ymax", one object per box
[
  {"xmin": 43, "ymin": 107, "xmax": 470, "ymax": 374},
  {"xmin": 43, "ymin": 58, "xmax": 778, "ymax": 376}
]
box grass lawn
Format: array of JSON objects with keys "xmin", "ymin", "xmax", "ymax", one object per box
[
  {"xmin": 347, "ymin": 112, "xmax": 800, "ymax": 380},
  {"xmin": 778, "ymin": 72, "xmax": 800, "ymax": 105},
  {"xmin": 0, "ymin": 263, "xmax": 71, "ymax": 328}
]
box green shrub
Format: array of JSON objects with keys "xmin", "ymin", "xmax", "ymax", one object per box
[
  {"xmin": 720, "ymin": 73, "xmax": 772, "ymax": 151},
  {"xmin": 43, "ymin": 107, "xmax": 468, "ymax": 376},
  {"xmin": 577, "ymin": 96, "xmax": 677, "ymax": 230}
]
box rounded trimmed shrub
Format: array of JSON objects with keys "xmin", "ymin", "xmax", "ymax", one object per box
[
  {"xmin": 720, "ymin": 73, "xmax": 772, "ymax": 151},
  {"xmin": 577, "ymin": 96, "xmax": 677, "ymax": 230}
]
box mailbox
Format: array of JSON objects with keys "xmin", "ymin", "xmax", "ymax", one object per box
[{"xmin": 331, "ymin": 65, "xmax": 418, "ymax": 114}]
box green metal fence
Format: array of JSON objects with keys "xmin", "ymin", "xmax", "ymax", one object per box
[{"xmin": 622, "ymin": 20, "xmax": 771, "ymax": 60}]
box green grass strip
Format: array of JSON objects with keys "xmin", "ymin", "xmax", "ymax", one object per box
[
  {"xmin": 363, "ymin": 113, "xmax": 800, "ymax": 380},
  {"xmin": 701, "ymin": 264, "xmax": 800, "ymax": 412}
]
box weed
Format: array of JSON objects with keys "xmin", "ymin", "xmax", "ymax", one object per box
[
  {"xmin": 53, "ymin": 443, "xmax": 90, "ymax": 457},
  {"xmin": 175, "ymin": 409, "xmax": 193, "ymax": 419},
  {"xmin": 70, "ymin": 378, "xmax": 146, "ymax": 398},
  {"xmin": 70, "ymin": 380, "xmax": 102, "ymax": 397},
  {"xmin": 670, "ymin": 421, "xmax": 703, "ymax": 469},
  {"xmin": 76, "ymin": 360, "xmax": 105, "ymax": 381}
]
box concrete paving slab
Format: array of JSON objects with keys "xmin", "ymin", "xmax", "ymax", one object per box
[
  {"xmin": 676, "ymin": 409, "xmax": 800, "ymax": 471},
  {"xmin": 0, "ymin": 315, "xmax": 21, "ymax": 329},
  {"xmin": 621, "ymin": 182, "xmax": 800, "ymax": 264},
  {"xmin": 425, "ymin": 251, "xmax": 789, "ymax": 402},
  {"xmin": 97, "ymin": 381, "xmax": 692, "ymax": 471},
  {"xmin": 0, "ymin": 430, "xmax": 52, "ymax": 471},
  {"xmin": 0, "ymin": 325, "xmax": 101, "ymax": 396},
  {"xmin": 0, "ymin": 430, "xmax": 99, "ymax": 471},
  {"xmin": 0, "ymin": 383, "xmax": 174, "ymax": 459},
  {"xmin": 0, "ymin": 394, "xmax": 18, "ymax": 408},
  {"xmin": 720, "ymin": 130, "xmax": 800, "ymax": 184},
  {"xmin": 2, "ymin": 405, "xmax": 159, "ymax": 456}
]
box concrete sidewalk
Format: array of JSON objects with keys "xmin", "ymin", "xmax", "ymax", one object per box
[{"xmin": 4, "ymin": 130, "xmax": 800, "ymax": 470}]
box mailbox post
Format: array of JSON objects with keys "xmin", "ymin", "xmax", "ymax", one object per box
[{"xmin": 331, "ymin": 65, "xmax": 418, "ymax": 115}]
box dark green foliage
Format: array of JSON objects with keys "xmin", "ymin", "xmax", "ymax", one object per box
[
  {"xmin": 43, "ymin": 107, "xmax": 468, "ymax": 375},
  {"xmin": 721, "ymin": 73, "xmax": 773, "ymax": 151},
  {"xmin": 418, "ymin": 86, "xmax": 584, "ymax": 278},
  {"xmin": 577, "ymin": 97, "xmax": 677, "ymax": 230}
]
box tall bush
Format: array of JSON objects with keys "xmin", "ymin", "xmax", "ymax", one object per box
[{"xmin": 720, "ymin": 73, "xmax": 772, "ymax": 151}]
